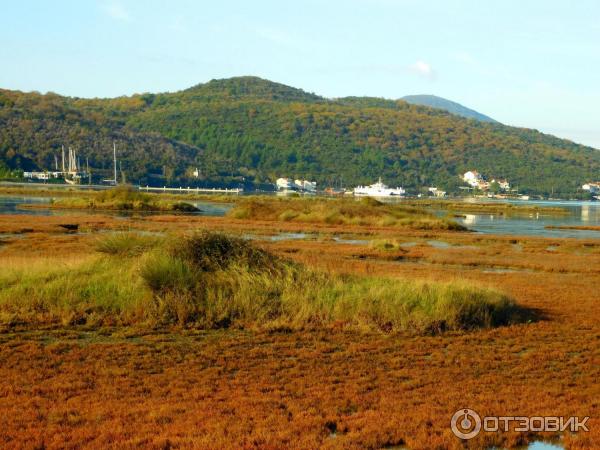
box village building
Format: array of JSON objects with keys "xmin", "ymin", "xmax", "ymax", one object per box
[
  {"xmin": 428, "ymin": 187, "xmax": 447, "ymax": 197},
  {"xmin": 462, "ymin": 170, "xmax": 483, "ymax": 188},
  {"xmin": 462, "ymin": 171, "xmax": 510, "ymax": 192},
  {"xmin": 276, "ymin": 177, "xmax": 294, "ymax": 191},
  {"xmin": 582, "ymin": 182, "xmax": 600, "ymax": 194},
  {"xmin": 294, "ymin": 179, "xmax": 317, "ymax": 193},
  {"xmin": 491, "ymin": 179, "xmax": 511, "ymax": 191}
]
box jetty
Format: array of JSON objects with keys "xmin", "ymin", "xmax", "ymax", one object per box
[{"xmin": 139, "ymin": 186, "xmax": 243, "ymax": 194}]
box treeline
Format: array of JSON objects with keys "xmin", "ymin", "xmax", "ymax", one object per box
[{"xmin": 1, "ymin": 76, "xmax": 599, "ymax": 195}]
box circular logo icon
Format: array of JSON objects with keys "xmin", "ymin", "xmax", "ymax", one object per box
[{"xmin": 451, "ymin": 408, "xmax": 482, "ymax": 440}]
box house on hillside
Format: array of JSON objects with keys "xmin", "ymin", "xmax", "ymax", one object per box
[
  {"xmin": 582, "ymin": 182, "xmax": 600, "ymax": 194},
  {"xmin": 491, "ymin": 179, "xmax": 511, "ymax": 191},
  {"xmin": 462, "ymin": 170, "xmax": 483, "ymax": 188}
]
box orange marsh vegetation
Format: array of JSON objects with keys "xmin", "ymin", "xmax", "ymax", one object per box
[{"xmin": 0, "ymin": 211, "xmax": 598, "ymax": 449}]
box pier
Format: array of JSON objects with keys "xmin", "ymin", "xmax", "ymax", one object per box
[{"xmin": 139, "ymin": 185, "xmax": 243, "ymax": 194}]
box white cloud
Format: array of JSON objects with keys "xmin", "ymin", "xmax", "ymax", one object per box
[
  {"xmin": 102, "ymin": 1, "xmax": 130, "ymax": 22},
  {"xmin": 408, "ymin": 60, "xmax": 436, "ymax": 80}
]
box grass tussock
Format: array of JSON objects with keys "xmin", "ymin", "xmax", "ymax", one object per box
[
  {"xmin": 0, "ymin": 232, "xmax": 527, "ymax": 333},
  {"xmin": 370, "ymin": 238, "xmax": 410, "ymax": 251},
  {"xmin": 26, "ymin": 185, "xmax": 200, "ymax": 212},
  {"xmin": 228, "ymin": 197, "xmax": 466, "ymax": 231},
  {"xmin": 95, "ymin": 231, "xmax": 164, "ymax": 256}
]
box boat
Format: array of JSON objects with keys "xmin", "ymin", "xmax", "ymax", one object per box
[{"xmin": 353, "ymin": 178, "xmax": 405, "ymax": 197}]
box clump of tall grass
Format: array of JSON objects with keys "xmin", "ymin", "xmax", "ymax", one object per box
[
  {"xmin": 0, "ymin": 232, "xmax": 528, "ymax": 332},
  {"xmin": 43, "ymin": 185, "xmax": 199, "ymax": 212},
  {"xmin": 95, "ymin": 232, "xmax": 164, "ymax": 256},
  {"xmin": 370, "ymin": 238, "xmax": 406, "ymax": 251},
  {"xmin": 95, "ymin": 185, "xmax": 152, "ymax": 203},
  {"xmin": 227, "ymin": 197, "xmax": 466, "ymax": 231},
  {"xmin": 137, "ymin": 232, "xmax": 523, "ymax": 331}
]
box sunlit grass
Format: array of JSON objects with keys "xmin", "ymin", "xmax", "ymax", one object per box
[
  {"xmin": 21, "ymin": 185, "xmax": 199, "ymax": 212},
  {"xmin": 228, "ymin": 197, "xmax": 466, "ymax": 231},
  {"xmin": 0, "ymin": 231, "xmax": 527, "ymax": 332}
]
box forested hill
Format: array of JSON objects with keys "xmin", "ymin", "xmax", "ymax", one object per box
[{"xmin": 1, "ymin": 76, "xmax": 599, "ymax": 195}]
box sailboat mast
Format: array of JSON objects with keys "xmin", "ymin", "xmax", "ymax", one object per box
[
  {"xmin": 87, "ymin": 157, "xmax": 91, "ymax": 184},
  {"xmin": 113, "ymin": 142, "xmax": 117, "ymax": 185}
]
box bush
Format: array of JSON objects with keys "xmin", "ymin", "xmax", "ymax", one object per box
[{"xmin": 167, "ymin": 231, "xmax": 283, "ymax": 273}]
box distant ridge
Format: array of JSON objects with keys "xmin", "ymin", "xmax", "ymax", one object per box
[{"xmin": 401, "ymin": 94, "xmax": 498, "ymax": 123}]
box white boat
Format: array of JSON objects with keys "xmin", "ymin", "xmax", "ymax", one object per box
[{"xmin": 353, "ymin": 178, "xmax": 405, "ymax": 197}]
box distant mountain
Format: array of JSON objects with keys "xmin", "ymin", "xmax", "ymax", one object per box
[
  {"xmin": 401, "ymin": 94, "xmax": 498, "ymax": 123},
  {"xmin": 1, "ymin": 76, "xmax": 599, "ymax": 196}
]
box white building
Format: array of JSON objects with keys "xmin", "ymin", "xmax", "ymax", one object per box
[
  {"xmin": 491, "ymin": 179, "xmax": 510, "ymax": 191},
  {"xmin": 462, "ymin": 171, "xmax": 483, "ymax": 188},
  {"xmin": 428, "ymin": 187, "xmax": 447, "ymax": 197},
  {"xmin": 463, "ymin": 171, "xmax": 510, "ymax": 191},
  {"xmin": 23, "ymin": 171, "xmax": 49, "ymax": 180},
  {"xmin": 294, "ymin": 179, "xmax": 317, "ymax": 192},
  {"xmin": 23, "ymin": 171, "xmax": 63, "ymax": 181},
  {"xmin": 582, "ymin": 183, "xmax": 600, "ymax": 194},
  {"xmin": 276, "ymin": 177, "xmax": 294, "ymax": 191}
]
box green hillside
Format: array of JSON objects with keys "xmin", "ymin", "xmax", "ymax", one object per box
[{"xmin": 1, "ymin": 76, "xmax": 599, "ymax": 195}]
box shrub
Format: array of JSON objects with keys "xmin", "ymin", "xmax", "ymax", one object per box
[{"xmin": 168, "ymin": 231, "xmax": 283, "ymax": 273}]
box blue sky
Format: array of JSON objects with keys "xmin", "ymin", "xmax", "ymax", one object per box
[{"xmin": 2, "ymin": 0, "xmax": 599, "ymax": 148}]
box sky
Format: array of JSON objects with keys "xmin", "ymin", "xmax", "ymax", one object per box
[{"xmin": 1, "ymin": 0, "xmax": 599, "ymax": 148}]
